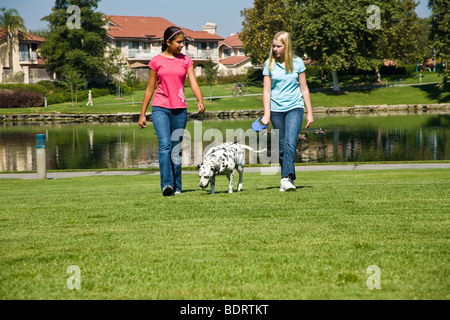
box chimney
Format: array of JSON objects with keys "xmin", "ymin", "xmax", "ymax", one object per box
[{"xmin": 202, "ymin": 22, "xmax": 217, "ymax": 35}]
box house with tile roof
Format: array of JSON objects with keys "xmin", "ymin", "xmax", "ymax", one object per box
[
  {"xmin": 218, "ymin": 33, "xmax": 252, "ymax": 76},
  {"xmin": 1, "ymin": 16, "xmax": 249, "ymax": 83},
  {"xmin": 0, "ymin": 29, "xmax": 53, "ymax": 83},
  {"xmin": 104, "ymin": 15, "xmax": 224, "ymax": 78}
]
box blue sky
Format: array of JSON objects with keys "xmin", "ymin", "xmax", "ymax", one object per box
[{"xmin": 2, "ymin": 0, "xmax": 432, "ymax": 38}]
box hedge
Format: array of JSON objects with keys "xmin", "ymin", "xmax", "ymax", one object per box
[
  {"xmin": 0, "ymin": 89, "xmax": 45, "ymax": 108},
  {"xmin": 46, "ymin": 88, "xmax": 112, "ymax": 105},
  {"xmin": 0, "ymin": 83, "xmax": 49, "ymax": 95}
]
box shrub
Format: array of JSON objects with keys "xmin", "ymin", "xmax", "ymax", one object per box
[
  {"xmin": 0, "ymin": 89, "xmax": 44, "ymax": 108},
  {"xmin": 216, "ymin": 75, "xmax": 247, "ymax": 84},
  {"xmin": 0, "ymin": 83, "xmax": 49, "ymax": 95},
  {"xmin": 247, "ymin": 67, "xmax": 263, "ymax": 83},
  {"xmin": 37, "ymin": 80, "xmax": 57, "ymax": 91},
  {"xmin": 185, "ymin": 71, "xmax": 262, "ymax": 87},
  {"xmin": 306, "ymin": 65, "xmax": 331, "ymax": 78},
  {"xmin": 45, "ymin": 87, "xmax": 112, "ymax": 105},
  {"xmin": 45, "ymin": 91, "xmax": 72, "ymax": 105},
  {"xmin": 404, "ymin": 65, "xmax": 416, "ymax": 75},
  {"xmin": 379, "ymin": 65, "xmax": 416, "ymax": 76}
]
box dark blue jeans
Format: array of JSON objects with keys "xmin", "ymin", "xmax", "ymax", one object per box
[
  {"xmin": 270, "ymin": 108, "xmax": 304, "ymax": 180},
  {"xmin": 151, "ymin": 107, "xmax": 188, "ymax": 192}
]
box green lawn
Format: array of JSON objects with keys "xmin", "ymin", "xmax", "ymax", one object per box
[
  {"xmin": 1, "ymin": 169, "xmax": 448, "ymax": 299},
  {"xmin": 1, "ymin": 82, "xmax": 448, "ymax": 115}
]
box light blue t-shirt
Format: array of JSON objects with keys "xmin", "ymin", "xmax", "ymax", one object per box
[{"xmin": 263, "ymin": 57, "xmax": 306, "ymax": 112}]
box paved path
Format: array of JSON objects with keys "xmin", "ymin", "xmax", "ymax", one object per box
[{"xmin": 1, "ymin": 163, "xmax": 449, "ymax": 180}]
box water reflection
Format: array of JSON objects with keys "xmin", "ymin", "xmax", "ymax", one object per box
[{"xmin": 0, "ymin": 112, "xmax": 449, "ymax": 171}]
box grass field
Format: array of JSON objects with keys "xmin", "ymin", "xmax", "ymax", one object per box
[
  {"xmin": 0, "ymin": 77, "xmax": 449, "ymax": 115},
  {"xmin": 1, "ymin": 169, "xmax": 448, "ymax": 300}
]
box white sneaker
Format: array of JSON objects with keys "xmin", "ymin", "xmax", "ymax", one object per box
[{"xmin": 280, "ymin": 178, "xmax": 296, "ymax": 192}]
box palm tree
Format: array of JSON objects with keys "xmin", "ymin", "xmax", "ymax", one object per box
[{"xmin": 0, "ymin": 7, "xmax": 27, "ymax": 72}]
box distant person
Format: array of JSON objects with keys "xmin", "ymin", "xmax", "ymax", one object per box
[
  {"xmin": 138, "ymin": 26, "xmax": 205, "ymax": 196},
  {"xmin": 236, "ymin": 81, "xmax": 242, "ymax": 94},
  {"xmin": 261, "ymin": 31, "xmax": 314, "ymax": 192},
  {"xmin": 86, "ymin": 90, "xmax": 93, "ymax": 106}
]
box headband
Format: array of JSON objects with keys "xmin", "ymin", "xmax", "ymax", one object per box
[{"xmin": 167, "ymin": 30, "xmax": 183, "ymax": 41}]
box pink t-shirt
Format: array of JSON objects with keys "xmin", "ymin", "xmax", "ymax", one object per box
[{"xmin": 148, "ymin": 53, "xmax": 194, "ymax": 109}]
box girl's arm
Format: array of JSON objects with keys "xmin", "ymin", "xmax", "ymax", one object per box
[
  {"xmin": 262, "ymin": 75, "xmax": 272, "ymax": 126},
  {"xmin": 138, "ymin": 69, "xmax": 157, "ymax": 129},
  {"xmin": 187, "ymin": 65, "xmax": 205, "ymax": 114},
  {"xmin": 299, "ymin": 72, "xmax": 314, "ymax": 128}
]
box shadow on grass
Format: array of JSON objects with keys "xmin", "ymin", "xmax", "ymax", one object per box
[
  {"xmin": 256, "ymin": 185, "xmax": 313, "ymax": 190},
  {"xmin": 417, "ymin": 83, "xmax": 450, "ymax": 103}
]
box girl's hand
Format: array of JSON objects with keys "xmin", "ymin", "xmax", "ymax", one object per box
[
  {"xmin": 261, "ymin": 115, "xmax": 270, "ymax": 126},
  {"xmin": 138, "ymin": 115, "xmax": 147, "ymax": 129},
  {"xmin": 305, "ymin": 113, "xmax": 314, "ymax": 129},
  {"xmin": 198, "ymin": 102, "xmax": 205, "ymax": 114}
]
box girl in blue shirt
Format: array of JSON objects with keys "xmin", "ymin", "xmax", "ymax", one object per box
[{"xmin": 262, "ymin": 31, "xmax": 314, "ymax": 192}]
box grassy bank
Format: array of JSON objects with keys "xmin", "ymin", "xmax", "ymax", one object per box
[
  {"xmin": 1, "ymin": 169, "xmax": 448, "ymax": 299},
  {"xmin": 0, "ymin": 81, "xmax": 449, "ymax": 115}
]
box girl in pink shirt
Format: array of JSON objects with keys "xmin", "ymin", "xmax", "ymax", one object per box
[{"xmin": 139, "ymin": 26, "xmax": 205, "ymax": 196}]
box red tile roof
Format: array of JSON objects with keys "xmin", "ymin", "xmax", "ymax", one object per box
[
  {"xmin": 219, "ymin": 33, "xmax": 242, "ymax": 48},
  {"xmin": 104, "ymin": 15, "xmax": 223, "ymax": 41},
  {"xmin": 220, "ymin": 56, "xmax": 250, "ymax": 66},
  {"xmin": 182, "ymin": 27, "xmax": 224, "ymax": 41},
  {"xmin": 20, "ymin": 31, "xmax": 45, "ymax": 43},
  {"xmin": 0, "ymin": 29, "xmax": 44, "ymax": 42}
]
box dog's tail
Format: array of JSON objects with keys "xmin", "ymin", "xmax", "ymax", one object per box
[{"xmin": 238, "ymin": 144, "xmax": 267, "ymax": 153}]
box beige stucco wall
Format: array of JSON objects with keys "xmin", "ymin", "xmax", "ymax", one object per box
[
  {"xmin": 0, "ymin": 34, "xmax": 21, "ymax": 73},
  {"xmin": 218, "ymin": 60, "xmax": 252, "ymax": 76}
]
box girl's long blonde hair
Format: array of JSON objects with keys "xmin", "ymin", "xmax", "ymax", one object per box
[{"xmin": 267, "ymin": 31, "xmax": 294, "ymax": 74}]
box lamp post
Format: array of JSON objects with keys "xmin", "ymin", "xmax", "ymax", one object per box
[{"xmin": 36, "ymin": 134, "xmax": 47, "ymax": 180}]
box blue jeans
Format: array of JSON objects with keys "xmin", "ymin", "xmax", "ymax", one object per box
[
  {"xmin": 270, "ymin": 108, "xmax": 304, "ymax": 180},
  {"xmin": 151, "ymin": 107, "xmax": 188, "ymax": 192}
]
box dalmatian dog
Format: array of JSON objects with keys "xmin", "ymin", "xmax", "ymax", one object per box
[{"xmin": 198, "ymin": 142, "xmax": 266, "ymax": 194}]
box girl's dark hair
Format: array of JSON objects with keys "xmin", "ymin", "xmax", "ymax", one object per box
[{"xmin": 162, "ymin": 26, "xmax": 183, "ymax": 52}]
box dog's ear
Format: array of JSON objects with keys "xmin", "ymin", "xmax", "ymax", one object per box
[{"xmin": 197, "ymin": 164, "xmax": 201, "ymax": 170}]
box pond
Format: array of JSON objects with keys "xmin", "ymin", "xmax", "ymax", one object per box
[{"xmin": 0, "ymin": 112, "xmax": 449, "ymax": 171}]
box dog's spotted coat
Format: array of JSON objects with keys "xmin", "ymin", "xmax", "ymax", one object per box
[{"xmin": 198, "ymin": 142, "xmax": 265, "ymax": 194}]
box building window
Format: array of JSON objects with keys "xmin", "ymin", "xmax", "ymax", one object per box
[
  {"xmin": 223, "ymin": 49, "xmax": 231, "ymax": 58},
  {"xmin": 128, "ymin": 42, "xmax": 139, "ymax": 58},
  {"xmin": 142, "ymin": 42, "xmax": 150, "ymax": 53},
  {"xmin": 129, "ymin": 42, "xmax": 139, "ymax": 49},
  {"xmin": 117, "ymin": 41, "xmax": 127, "ymax": 53},
  {"xmin": 19, "ymin": 43, "xmax": 30, "ymax": 61},
  {"xmin": 198, "ymin": 43, "xmax": 207, "ymax": 50}
]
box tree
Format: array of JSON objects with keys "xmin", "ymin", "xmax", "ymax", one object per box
[
  {"xmin": 372, "ymin": 0, "xmax": 422, "ymax": 80},
  {"xmin": 0, "ymin": 7, "xmax": 27, "ymax": 72},
  {"xmin": 61, "ymin": 67, "xmax": 87, "ymax": 107},
  {"xmin": 415, "ymin": 17, "xmax": 433, "ymax": 67},
  {"xmin": 203, "ymin": 58, "xmax": 219, "ymax": 102},
  {"xmin": 28, "ymin": 26, "xmax": 52, "ymax": 39},
  {"xmin": 240, "ymin": 0, "xmax": 293, "ymax": 66},
  {"xmin": 428, "ymin": 0, "xmax": 449, "ymax": 85},
  {"xmin": 241, "ymin": 0, "xmax": 424, "ymax": 91},
  {"xmin": 291, "ymin": 0, "xmax": 422, "ymax": 91},
  {"xmin": 39, "ymin": 0, "xmax": 119, "ymax": 82}
]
